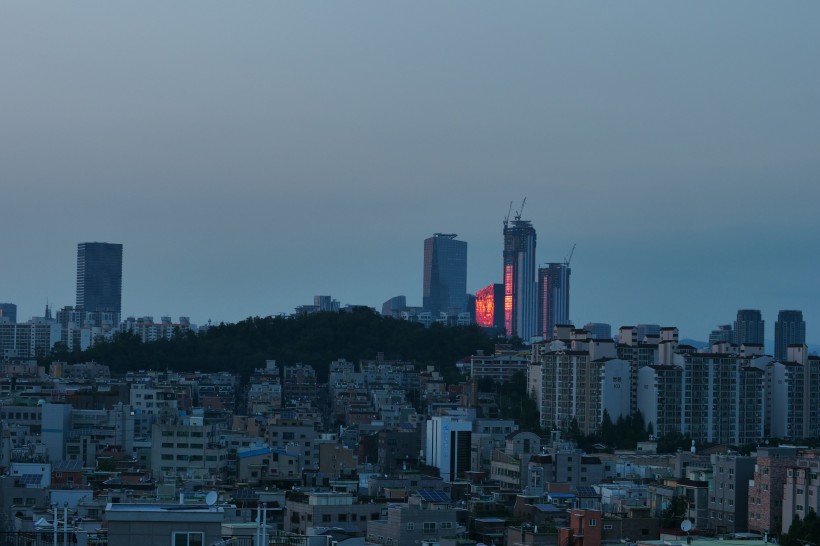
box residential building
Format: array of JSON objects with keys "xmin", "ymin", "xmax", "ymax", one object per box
[
  {"xmin": 782, "ymin": 450, "xmax": 820, "ymax": 534},
  {"xmin": 747, "ymin": 446, "xmax": 799, "ymax": 536},
  {"xmin": 537, "ymin": 347, "xmax": 631, "ymax": 436},
  {"xmin": 283, "ymin": 364, "xmax": 318, "ymax": 405},
  {"xmin": 525, "ymin": 453, "xmax": 604, "ymax": 493},
  {"xmin": 558, "ymin": 509, "xmax": 602, "ymax": 546},
  {"xmin": 637, "ymin": 365, "xmax": 683, "ymax": 440},
  {"xmin": 681, "ymin": 353, "xmax": 765, "ymax": 445},
  {"xmin": 423, "ymin": 233, "xmax": 468, "ymax": 314},
  {"xmin": 489, "ymin": 431, "xmax": 542, "ymax": 491},
  {"xmin": 151, "ymin": 421, "xmax": 229, "ymax": 483},
  {"xmin": 105, "ymin": 503, "xmax": 225, "ymax": 546},
  {"xmin": 367, "ymin": 491, "xmax": 466, "ymax": 546},
  {"xmin": 708, "ymin": 453, "xmax": 755, "ymax": 534},
  {"xmin": 0, "ymin": 320, "xmax": 60, "ymax": 359},
  {"xmin": 470, "ymin": 346, "xmax": 529, "ymax": 383},
  {"xmin": 285, "ymin": 491, "xmax": 382, "ymax": 535}
]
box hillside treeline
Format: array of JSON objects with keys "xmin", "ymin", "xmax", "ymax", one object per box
[{"xmin": 47, "ymin": 308, "xmax": 495, "ymax": 381}]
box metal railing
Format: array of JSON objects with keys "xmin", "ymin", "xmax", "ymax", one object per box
[{"xmin": 0, "ymin": 531, "xmax": 107, "ymax": 546}]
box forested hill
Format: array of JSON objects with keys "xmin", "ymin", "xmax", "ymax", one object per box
[{"xmin": 47, "ymin": 308, "xmax": 495, "ymax": 381}]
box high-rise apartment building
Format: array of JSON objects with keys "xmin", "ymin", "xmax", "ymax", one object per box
[
  {"xmin": 537, "ymin": 263, "xmax": 570, "ymax": 339},
  {"xmin": 76, "ymin": 242, "xmax": 123, "ymax": 315},
  {"xmin": 503, "ymin": 218, "xmax": 537, "ymax": 339},
  {"xmin": 422, "ymin": 234, "xmax": 467, "ymax": 314},
  {"xmin": 734, "ymin": 309, "xmax": 764, "ymax": 346},
  {"xmin": 775, "ymin": 310, "xmax": 805, "ymax": 361}
]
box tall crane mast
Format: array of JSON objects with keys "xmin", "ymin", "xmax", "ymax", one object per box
[{"xmin": 514, "ymin": 197, "xmax": 526, "ymax": 221}]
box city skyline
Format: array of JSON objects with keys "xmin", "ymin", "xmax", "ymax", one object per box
[{"xmin": 1, "ymin": 3, "xmax": 818, "ymax": 341}]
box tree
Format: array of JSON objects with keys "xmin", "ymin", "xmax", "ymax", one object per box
[
  {"xmin": 660, "ymin": 495, "xmax": 688, "ymax": 528},
  {"xmin": 781, "ymin": 509, "xmax": 819, "ymax": 546},
  {"xmin": 600, "ymin": 410, "xmax": 616, "ymax": 447}
]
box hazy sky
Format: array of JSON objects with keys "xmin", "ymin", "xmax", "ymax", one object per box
[{"xmin": 2, "ymin": 2, "xmax": 819, "ymax": 342}]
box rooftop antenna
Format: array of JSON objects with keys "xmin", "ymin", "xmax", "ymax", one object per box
[{"xmin": 514, "ymin": 197, "xmax": 526, "ymax": 221}]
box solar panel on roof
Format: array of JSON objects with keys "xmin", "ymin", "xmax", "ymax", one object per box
[
  {"xmin": 20, "ymin": 474, "xmax": 42, "ymax": 485},
  {"xmin": 417, "ymin": 489, "xmax": 451, "ymax": 503},
  {"xmin": 575, "ymin": 486, "xmax": 598, "ymax": 497}
]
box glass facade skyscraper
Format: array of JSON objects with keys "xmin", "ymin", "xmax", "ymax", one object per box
[
  {"xmin": 734, "ymin": 309, "xmax": 764, "ymax": 346},
  {"xmin": 76, "ymin": 242, "xmax": 123, "ymax": 315},
  {"xmin": 503, "ymin": 219, "xmax": 537, "ymax": 340},
  {"xmin": 422, "ymin": 234, "xmax": 467, "ymax": 314},
  {"xmin": 775, "ymin": 310, "xmax": 805, "ymax": 361},
  {"xmin": 537, "ymin": 263, "xmax": 570, "ymax": 340}
]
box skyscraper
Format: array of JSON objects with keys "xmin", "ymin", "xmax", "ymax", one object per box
[
  {"xmin": 0, "ymin": 303, "xmax": 17, "ymax": 324},
  {"xmin": 503, "ymin": 218, "xmax": 537, "ymax": 339},
  {"xmin": 734, "ymin": 309, "xmax": 764, "ymax": 346},
  {"xmin": 422, "ymin": 233, "xmax": 467, "ymax": 314},
  {"xmin": 537, "ymin": 263, "xmax": 570, "ymax": 339},
  {"xmin": 76, "ymin": 242, "xmax": 123, "ymax": 315},
  {"xmin": 775, "ymin": 310, "xmax": 806, "ymax": 361}
]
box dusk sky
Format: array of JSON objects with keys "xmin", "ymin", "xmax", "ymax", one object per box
[{"xmin": 2, "ymin": 3, "xmax": 819, "ymax": 342}]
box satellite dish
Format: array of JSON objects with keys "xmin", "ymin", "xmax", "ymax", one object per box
[
  {"xmin": 205, "ymin": 491, "xmax": 218, "ymax": 507},
  {"xmin": 681, "ymin": 519, "xmax": 693, "ymax": 532}
]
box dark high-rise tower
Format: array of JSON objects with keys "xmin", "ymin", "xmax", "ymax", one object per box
[
  {"xmin": 0, "ymin": 303, "xmax": 17, "ymax": 324},
  {"xmin": 76, "ymin": 242, "xmax": 123, "ymax": 315},
  {"xmin": 734, "ymin": 309, "xmax": 764, "ymax": 346},
  {"xmin": 503, "ymin": 215, "xmax": 537, "ymax": 340},
  {"xmin": 537, "ymin": 263, "xmax": 571, "ymax": 339},
  {"xmin": 775, "ymin": 310, "xmax": 805, "ymax": 361},
  {"xmin": 422, "ymin": 234, "xmax": 467, "ymax": 314}
]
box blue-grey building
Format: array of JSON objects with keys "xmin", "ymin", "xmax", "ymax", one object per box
[
  {"xmin": 76, "ymin": 242, "xmax": 123, "ymax": 315},
  {"xmin": 422, "ymin": 234, "xmax": 467, "ymax": 314}
]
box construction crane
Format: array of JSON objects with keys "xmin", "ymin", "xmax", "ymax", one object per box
[
  {"xmin": 564, "ymin": 243, "xmax": 576, "ymax": 266},
  {"xmin": 514, "ymin": 197, "xmax": 526, "ymax": 221},
  {"xmin": 503, "ymin": 201, "xmax": 513, "ymax": 228}
]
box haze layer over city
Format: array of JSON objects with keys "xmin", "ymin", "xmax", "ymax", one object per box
[{"xmin": 2, "ymin": 3, "xmax": 818, "ymax": 341}]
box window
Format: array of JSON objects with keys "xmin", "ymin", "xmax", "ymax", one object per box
[
  {"xmin": 423, "ymin": 522, "xmax": 436, "ymax": 534},
  {"xmin": 604, "ymin": 524, "xmax": 613, "ymax": 530},
  {"xmin": 322, "ymin": 515, "xmax": 332, "ymax": 523},
  {"xmin": 588, "ymin": 519, "xmax": 597, "ymax": 527},
  {"xmin": 407, "ymin": 523, "xmax": 415, "ymax": 531},
  {"xmin": 173, "ymin": 532, "xmax": 204, "ymax": 546}
]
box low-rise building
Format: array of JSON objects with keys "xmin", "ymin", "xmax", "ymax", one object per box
[{"xmin": 367, "ymin": 491, "xmax": 466, "ymax": 546}]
